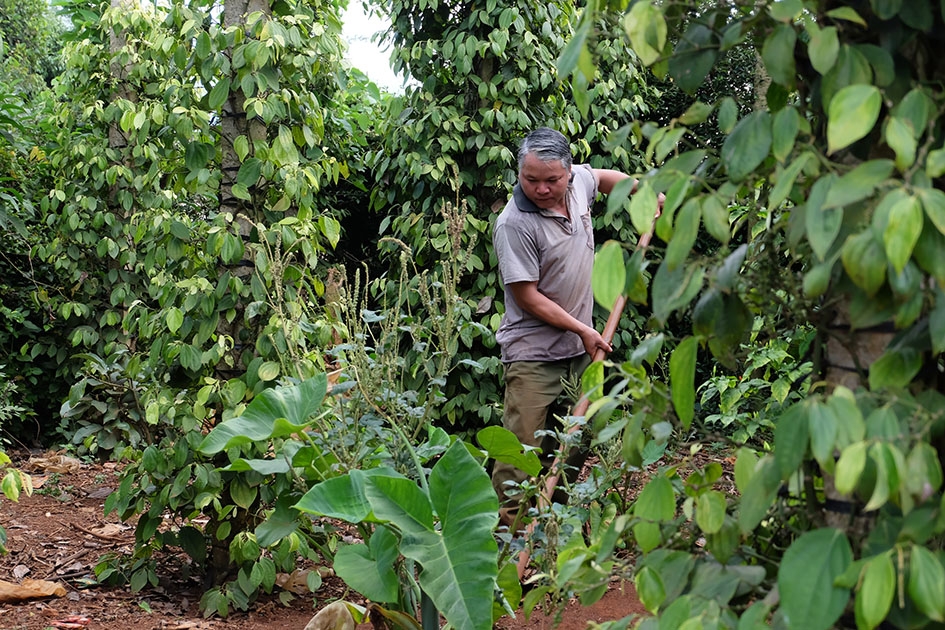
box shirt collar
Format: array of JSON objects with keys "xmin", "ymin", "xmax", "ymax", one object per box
[{"xmin": 512, "ymin": 183, "xmax": 542, "ymax": 213}]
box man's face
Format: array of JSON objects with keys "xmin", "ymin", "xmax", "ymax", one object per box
[{"xmin": 519, "ymin": 153, "xmax": 570, "ymax": 210}]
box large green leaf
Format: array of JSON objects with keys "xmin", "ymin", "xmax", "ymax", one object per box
[
  {"xmin": 622, "ymin": 0, "xmax": 666, "ymax": 67},
  {"xmin": 670, "ymin": 336, "xmax": 698, "ymax": 430},
  {"xmin": 908, "ymin": 544, "xmax": 945, "ymax": 622},
  {"xmin": 198, "ymin": 375, "xmax": 328, "ymax": 453},
  {"xmin": 806, "ymin": 175, "xmax": 841, "ymax": 261},
  {"xmin": 778, "ymin": 529, "xmax": 852, "ymax": 630},
  {"xmin": 774, "ymin": 403, "xmax": 809, "ymax": 478},
  {"xmin": 593, "ymin": 240, "xmax": 626, "ymax": 310},
  {"xmin": 823, "ymin": 160, "xmax": 894, "ymax": 209},
  {"xmin": 652, "ymin": 261, "xmax": 704, "ymax": 324},
  {"xmin": 883, "ymin": 194, "xmax": 923, "ymax": 274},
  {"xmin": 334, "ymin": 525, "xmax": 401, "ymax": 604},
  {"xmin": 475, "ymin": 426, "xmax": 541, "ymax": 477},
  {"xmin": 369, "ymin": 442, "xmax": 498, "ymax": 630},
  {"xmin": 255, "ymin": 494, "xmax": 301, "ymax": 547},
  {"xmin": 669, "ymin": 20, "xmax": 719, "ymax": 94},
  {"xmin": 807, "ymin": 23, "xmax": 839, "ymax": 75},
  {"xmin": 634, "ymin": 475, "xmax": 675, "ymax": 552},
  {"xmin": 721, "ymin": 111, "xmax": 772, "ymax": 181},
  {"xmin": 738, "ymin": 455, "xmax": 781, "ymax": 534},
  {"xmin": 295, "ymin": 468, "xmax": 401, "ymax": 523},
  {"xmin": 827, "ymin": 85, "xmax": 882, "ymax": 154},
  {"xmin": 761, "ymin": 23, "xmax": 797, "ymax": 87},
  {"xmin": 855, "ymin": 553, "xmax": 896, "ymax": 630}
]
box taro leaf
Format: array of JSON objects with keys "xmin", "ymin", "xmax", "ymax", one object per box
[
  {"xmin": 778, "ymin": 528, "xmax": 852, "ymax": 630},
  {"xmin": 333, "ymin": 525, "xmax": 400, "ymax": 604},
  {"xmin": 198, "ymin": 374, "xmax": 328, "ymax": 454},
  {"xmin": 670, "ymin": 336, "xmax": 698, "ymax": 430},
  {"xmin": 669, "ymin": 20, "xmax": 719, "ymax": 94},
  {"xmin": 827, "ymin": 84, "xmax": 882, "ymax": 154},
  {"xmin": 255, "ymin": 494, "xmax": 300, "ymax": 547},
  {"xmin": 369, "ymin": 441, "xmax": 499, "ymax": 630},
  {"xmin": 721, "ymin": 111, "xmax": 773, "ymax": 181},
  {"xmin": 295, "ymin": 467, "xmax": 402, "ymax": 523},
  {"xmin": 592, "ymin": 240, "xmax": 626, "ymax": 311},
  {"xmin": 908, "ymin": 544, "xmax": 945, "ymax": 622},
  {"xmin": 855, "ymin": 553, "xmax": 896, "ymax": 630},
  {"xmin": 476, "ymin": 426, "xmax": 541, "ymax": 476}
]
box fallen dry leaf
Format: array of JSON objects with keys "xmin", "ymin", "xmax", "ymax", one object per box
[{"xmin": 0, "ymin": 577, "xmax": 67, "ymax": 603}]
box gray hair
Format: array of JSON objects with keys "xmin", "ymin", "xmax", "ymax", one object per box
[{"xmin": 517, "ymin": 127, "xmax": 572, "ymax": 172}]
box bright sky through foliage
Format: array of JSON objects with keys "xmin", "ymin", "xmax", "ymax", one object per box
[{"xmin": 341, "ymin": 4, "xmax": 405, "ymax": 92}]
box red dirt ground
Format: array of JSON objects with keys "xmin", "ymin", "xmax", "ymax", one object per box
[{"xmin": 0, "ymin": 452, "xmax": 647, "ymax": 629}]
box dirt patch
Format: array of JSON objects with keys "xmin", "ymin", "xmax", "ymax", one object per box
[{"xmin": 0, "ymin": 452, "xmax": 648, "ymax": 629}]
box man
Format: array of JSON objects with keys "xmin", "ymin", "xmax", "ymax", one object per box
[{"xmin": 490, "ymin": 127, "xmax": 638, "ymax": 524}]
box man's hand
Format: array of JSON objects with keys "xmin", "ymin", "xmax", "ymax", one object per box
[{"xmin": 579, "ymin": 325, "xmax": 612, "ymax": 357}]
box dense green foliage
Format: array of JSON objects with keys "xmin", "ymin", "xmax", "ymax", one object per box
[{"xmin": 5, "ymin": 0, "xmax": 945, "ymax": 628}]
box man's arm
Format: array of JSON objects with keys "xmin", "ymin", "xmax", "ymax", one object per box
[
  {"xmin": 593, "ymin": 168, "xmax": 635, "ymax": 195},
  {"xmin": 507, "ymin": 281, "xmax": 612, "ymax": 356}
]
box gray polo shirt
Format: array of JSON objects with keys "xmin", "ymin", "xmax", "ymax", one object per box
[{"xmin": 493, "ymin": 164, "xmax": 597, "ymax": 363}]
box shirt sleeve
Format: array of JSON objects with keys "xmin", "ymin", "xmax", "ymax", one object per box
[
  {"xmin": 493, "ymin": 221, "xmax": 540, "ymax": 285},
  {"xmin": 573, "ymin": 164, "xmax": 599, "ymax": 206}
]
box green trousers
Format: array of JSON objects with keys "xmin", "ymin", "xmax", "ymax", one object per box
[{"xmin": 491, "ymin": 355, "xmax": 591, "ymax": 510}]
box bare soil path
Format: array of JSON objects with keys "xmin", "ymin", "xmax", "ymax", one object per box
[{"xmin": 0, "ymin": 452, "xmax": 645, "ymax": 629}]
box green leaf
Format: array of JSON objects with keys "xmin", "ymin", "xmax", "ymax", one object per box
[
  {"xmin": 855, "ymin": 554, "xmax": 895, "ymax": 630},
  {"xmin": 738, "ymin": 455, "xmax": 781, "ymax": 534},
  {"xmin": 827, "ymin": 85, "xmax": 882, "ymax": 154},
  {"xmin": 701, "ymin": 195, "xmax": 730, "ymax": 245},
  {"xmin": 334, "ymin": 526, "xmax": 400, "ymax": 603},
  {"xmin": 622, "ymin": 1, "xmax": 667, "ymax": 67},
  {"xmin": 665, "ymin": 199, "xmax": 700, "ymax": 270},
  {"xmin": 717, "ymin": 97, "xmax": 738, "ymax": 134},
  {"xmin": 806, "ymin": 176, "xmax": 842, "ymax": 261},
  {"xmin": 198, "ymin": 375, "xmax": 328, "ymax": 453},
  {"xmin": 870, "ymin": 0, "xmax": 902, "ymax": 20},
  {"xmin": 926, "ymin": 147, "xmax": 945, "ymax": 179},
  {"xmin": 166, "ymin": 307, "xmax": 184, "ymax": 334},
  {"xmin": 208, "ymin": 77, "xmax": 231, "ymax": 110},
  {"xmin": 769, "ymin": 0, "xmax": 803, "ymax": 21},
  {"xmin": 931, "ymin": 289, "xmax": 945, "ymax": 355},
  {"xmin": 886, "ymin": 117, "xmax": 917, "ymax": 171},
  {"xmin": 835, "ymin": 441, "xmax": 869, "ymax": 495},
  {"xmin": 841, "ymin": 231, "xmax": 887, "ymax": 296},
  {"xmin": 476, "ymin": 426, "xmax": 541, "ymax": 477},
  {"xmin": 696, "ymin": 491, "xmax": 727, "ymax": 535},
  {"xmin": 778, "ymin": 529, "xmax": 852, "ymax": 630},
  {"xmin": 634, "ymin": 475, "xmax": 675, "ymax": 552},
  {"xmin": 652, "ymin": 261, "xmax": 704, "ymax": 325},
  {"xmin": 823, "ymin": 160, "xmax": 894, "ymax": 209},
  {"xmin": 869, "ymin": 346, "xmax": 921, "ymax": 390},
  {"xmin": 296, "ymin": 468, "xmax": 399, "ymax": 523},
  {"xmin": 883, "ymin": 194, "xmax": 923, "ymax": 274},
  {"xmin": 237, "ymin": 157, "xmax": 262, "ymax": 188},
  {"xmin": 722, "ymin": 111, "xmax": 772, "ymax": 181},
  {"xmin": 669, "ymin": 21, "xmax": 719, "ymax": 95},
  {"xmin": 826, "ymin": 6, "xmax": 867, "ymax": 26},
  {"xmin": 917, "ymin": 187, "xmax": 945, "ymax": 235},
  {"xmin": 809, "ymin": 401, "xmax": 839, "ymax": 473},
  {"xmin": 255, "ymin": 494, "xmax": 300, "ymax": 547},
  {"xmin": 774, "ymin": 404, "xmax": 809, "ymax": 478},
  {"xmin": 670, "ymin": 336, "xmax": 698, "ymax": 430},
  {"xmin": 762, "ymin": 24, "xmax": 797, "ymax": 87},
  {"xmin": 908, "ymin": 544, "xmax": 945, "ymax": 622},
  {"xmin": 369, "ymin": 442, "xmax": 498, "ymax": 630},
  {"xmin": 630, "ymin": 182, "xmax": 659, "ymax": 236},
  {"xmin": 634, "ymin": 566, "xmax": 666, "ymax": 614},
  {"xmin": 593, "ymin": 241, "xmax": 625, "ymax": 310},
  {"xmin": 771, "ymin": 106, "xmax": 800, "ymax": 162},
  {"xmin": 807, "ymin": 25, "xmax": 839, "ymax": 75}
]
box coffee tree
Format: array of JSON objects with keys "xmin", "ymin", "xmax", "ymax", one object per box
[{"xmin": 552, "ymin": 1, "xmax": 945, "ymax": 628}]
